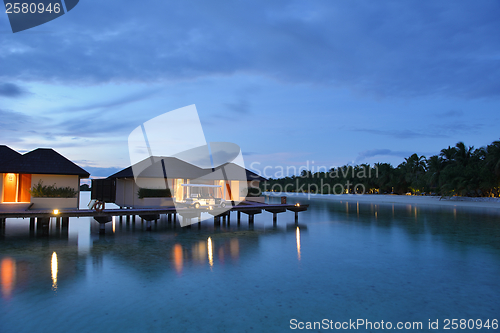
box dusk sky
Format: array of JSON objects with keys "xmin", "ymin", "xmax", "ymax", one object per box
[{"xmin": 1, "ymin": 1, "xmax": 499, "ymax": 179}]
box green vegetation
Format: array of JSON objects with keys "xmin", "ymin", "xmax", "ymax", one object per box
[
  {"xmin": 262, "ymin": 140, "xmax": 500, "ymax": 197},
  {"xmin": 30, "ymin": 180, "xmax": 77, "ymax": 198},
  {"xmin": 80, "ymin": 184, "xmax": 91, "ymax": 191},
  {"xmin": 243, "ymin": 187, "xmax": 262, "ymax": 197},
  {"xmin": 138, "ymin": 188, "xmax": 172, "ymax": 199}
]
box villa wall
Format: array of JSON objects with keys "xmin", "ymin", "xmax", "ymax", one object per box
[
  {"xmin": 31, "ymin": 174, "xmax": 79, "ymax": 189},
  {"xmin": 114, "ymin": 178, "xmax": 261, "ymax": 208},
  {"xmin": 115, "ymin": 178, "xmax": 175, "ymax": 208},
  {"xmin": 30, "ymin": 174, "xmax": 80, "ymax": 210}
]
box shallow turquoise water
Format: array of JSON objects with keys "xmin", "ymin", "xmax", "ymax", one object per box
[{"xmin": 1, "ymin": 194, "xmax": 499, "ymax": 332}]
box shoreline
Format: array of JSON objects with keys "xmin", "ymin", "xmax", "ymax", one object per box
[{"xmin": 265, "ymin": 192, "xmax": 500, "ymax": 210}]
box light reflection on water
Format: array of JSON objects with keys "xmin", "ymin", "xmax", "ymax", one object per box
[
  {"xmin": 1, "ymin": 258, "xmax": 15, "ymax": 300},
  {"xmin": 0, "ymin": 192, "xmax": 499, "ymax": 332},
  {"xmin": 207, "ymin": 237, "xmax": 214, "ymax": 268},
  {"xmin": 296, "ymin": 227, "xmax": 301, "ymax": 261},
  {"xmin": 51, "ymin": 252, "xmax": 58, "ymax": 291}
]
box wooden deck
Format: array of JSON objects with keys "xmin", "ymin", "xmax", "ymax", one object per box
[{"xmin": 0, "ymin": 201, "xmax": 309, "ymax": 223}]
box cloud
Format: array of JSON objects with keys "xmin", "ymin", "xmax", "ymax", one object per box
[
  {"xmin": 0, "ymin": 83, "xmax": 28, "ymax": 98},
  {"xmin": 79, "ymin": 166, "xmax": 122, "ymax": 178},
  {"xmin": 435, "ymin": 110, "xmax": 464, "ymax": 118},
  {"xmin": 1, "ymin": 1, "xmax": 499, "ymax": 98},
  {"xmin": 355, "ymin": 149, "xmax": 414, "ymax": 163},
  {"xmin": 354, "ymin": 128, "xmax": 448, "ymax": 139},
  {"xmin": 54, "ymin": 88, "xmax": 162, "ymax": 113},
  {"xmin": 355, "ymin": 120, "xmax": 484, "ymax": 139},
  {"xmin": 224, "ymin": 100, "xmax": 250, "ymax": 114},
  {"xmin": 242, "ymin": 151, "xmax": 257, "ymax": 156},
  {"xmin": 0, "ymin": 108, "xmax": 34, "ymax": 130}
]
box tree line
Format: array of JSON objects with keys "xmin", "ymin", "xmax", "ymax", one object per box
[{"xmin": 261, "ymin": 140, "xmax": 500, "ymax": 197}]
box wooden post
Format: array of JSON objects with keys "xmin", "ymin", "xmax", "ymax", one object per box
[
  {"xmin": 237, "ymin": 211, "xmax": 241, "ymax": 223},
  {"xmin": 273, "ymin": 213, "xmax": 277, "ymax": 223},
  {"xmin": 168, "ymin": 214, "xmax": 172, "ymax": 223},
  {"xmin": 29, "ymin": 218, "xmax": 35, "ymax": 237},
  {"xmin": 99, "ymin": 222, "xmax": 106, "ymax": 234},
  {"xmin": 0, "ymin": 219, "xmax": 5, "ymax": 238},
  {"xmin": 146, "ymin": 220, "xmax": 151, "ymax": 231},
  {"xmin": 227, "ymin": 212, "xmax": 230, "ymax": 225},
  {"xmin": 61, "ymin": 217, "xmax": 69, "ymax": 238},
  {"xmin": 295, "ymin": 211, "xmax": 299, "ymax": 224}
]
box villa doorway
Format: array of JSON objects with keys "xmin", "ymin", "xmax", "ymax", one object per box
[{"xmin": 2, "ymin": 173, "xmax": 31, "ymax": 203}]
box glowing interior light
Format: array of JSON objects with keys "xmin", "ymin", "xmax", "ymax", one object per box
[
  {"xmin": 51, "ymin": 252, "xmax": 58, "ymax": 291},
  {"xmin": 53, "ymin": 209, "xmax": 59, "ymax": 215},
  {"xmin": 295, "ymin": 203, "xmax": 300, "ymax": 207},
  {"xmin": 208, "ymin": 237, "xmax": 214, "ymax": 268}
]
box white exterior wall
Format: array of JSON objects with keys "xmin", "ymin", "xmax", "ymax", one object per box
[
  {"xmin": 115, "ymin": 178, "xmax": 175, "ymax": 208},
  {"xmin": 114, "ymin": 178, "xmax": 260, "ymax": 208},
  {"xmin": 31, "ymin": 174, "xmax": 79, "ymax": 189},
  {"xmin": 30, "ymin": 174, "xmax": 80, "ymax": 210}
]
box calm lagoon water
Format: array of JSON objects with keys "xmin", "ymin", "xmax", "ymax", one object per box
[{"xmin": 1, "ymin": 193, "xmax": 499, "ymax": 332}]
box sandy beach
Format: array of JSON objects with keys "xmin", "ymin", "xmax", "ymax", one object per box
[{"xmin": 265, "ymin": 192, "xmax": 500, "ymax": 210}]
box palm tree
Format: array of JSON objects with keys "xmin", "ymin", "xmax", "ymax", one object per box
[
  {"xmin": 426, "ymin": 155, "xmax": 444, "ymax": 191},
  {"xmin": 440, "ymin": 146, "xmax": 457, "ymax": 164},
  {"xmin": 454, "ymin": 141, "xmax": 474, "ymax": 167}
]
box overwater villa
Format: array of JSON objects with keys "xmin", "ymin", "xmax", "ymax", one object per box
[
  {"xmin": 93, "ymin": 156, "xmax": 267, "ymax": 208},
  {"xmin": 0, "ymin": 145, "xmax": 90, "ymax": 211}
]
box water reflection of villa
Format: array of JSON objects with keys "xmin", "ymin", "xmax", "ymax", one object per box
[{"xmin": 1, "ymin": 221, "xmax": 305, "ymax": 301}]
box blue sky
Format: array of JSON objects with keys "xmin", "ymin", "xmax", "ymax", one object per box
[{"xmin": 1, "ymin": 0, "xmax": 499, "ymax": 178}]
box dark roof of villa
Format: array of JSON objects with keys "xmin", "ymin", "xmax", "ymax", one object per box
[
  {"xmin": 0, "ymin": 145, "xmax": 22, "ymax": 165},
  {"xmin": 0, "ymin": 147, "xmax": 90, "ymax": 178},
  {"xmin": 200, "ymin": 162, "xmax": 267, "ymax": 182},
  {"xmin": 108, "ymin": 156, "xmax": 267, "ymax": 182},
  {"xmin": 108, "ymin": 157, "xmax": 208, "ymax": 179}
]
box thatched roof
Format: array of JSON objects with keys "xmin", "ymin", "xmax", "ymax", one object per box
[
  {"xmin": 0, "ymin": 147, "xmax": 90, "ymax": 178},
  {"xmin": 109, "ymin": 156, "xmax": 267, "ymax": 182},
  {"xmin": 0, "ymin": 145, "xmax": 22, "ymax": 165}
]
